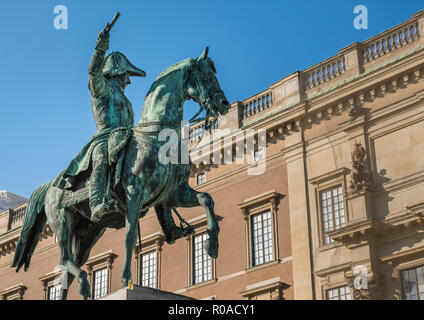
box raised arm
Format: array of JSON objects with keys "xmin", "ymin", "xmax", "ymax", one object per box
[{"xmin": 88, "ymin": 27, "xmax": 110, "ymax": 97}]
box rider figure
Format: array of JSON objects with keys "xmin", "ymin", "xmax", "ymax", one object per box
[
  {"xmin": 88, "ymin": 25, "xmax": 146, "ymax": 222},
  {"xmin": 59, "ymin": 19, "xmax": 192, "ymax": 239}
]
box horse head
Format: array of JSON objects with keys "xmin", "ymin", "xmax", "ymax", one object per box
[{"xmin": 186, "ymin": 47, "xmax": 230, "ymax": 127}]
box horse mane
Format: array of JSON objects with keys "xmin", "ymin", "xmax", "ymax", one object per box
[
  {"xmin": 156, "ymin": 58, "xmax": 195, "ymax": 81},
  {"xmin": 145, "ymin": 58, "xmax": 195, "ymax": 98}
]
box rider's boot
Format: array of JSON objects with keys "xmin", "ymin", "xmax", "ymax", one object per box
[
  {"xmin": 89, "ymin": 151, "xmax": 117, "ymax": 223},
  {"xmin": 91, "ymin": 196, "xmax": 118, "ymax": 223}
]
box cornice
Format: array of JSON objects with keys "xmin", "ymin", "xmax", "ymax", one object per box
[
  {"xmin": 85, "ymin": 250, "xmax": 117, "ymax": 268},
  {"xmin": 237, "ymin": 189, "xmax": 279, "ymax": 214},
  {"xmin": 314, "ymin": 262, "xmax": 352, "ymax": 278},
  {"xmin": 326, "ymin": 218, "xmax": 379, "ymax": 248}
]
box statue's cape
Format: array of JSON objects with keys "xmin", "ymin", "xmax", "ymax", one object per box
[{"xmin": 54, "ymin": 127, "xmax": 132, "ymax": 191}]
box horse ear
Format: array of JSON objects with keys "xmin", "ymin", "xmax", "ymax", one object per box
[{"xmin": 198, "ymin": 47, "xmax": 209, "ymax": 61}]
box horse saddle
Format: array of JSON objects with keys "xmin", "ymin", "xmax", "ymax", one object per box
[{"xmin": 57, "ymin": 128, "xmax": 132, "ymax": 218}]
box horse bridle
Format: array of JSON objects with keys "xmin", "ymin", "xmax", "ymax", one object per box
[
  {"xmin": 187, "ymin": 62, "xmax": 217, "ymax": 132},
  {"xmin": 137, "ymin": 61, "xmax": 217, "ymax": 135}
]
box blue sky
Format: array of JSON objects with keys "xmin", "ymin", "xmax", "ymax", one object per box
[{"xmin": 1, "ymin": 0, "xmax": 423, "ymax": 198}]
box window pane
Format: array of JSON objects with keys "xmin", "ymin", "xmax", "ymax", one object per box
[
  {"xmin": 193, "ymin": 233, "xmax": 212, "ymax": 284},
  {"xmin": 197, "ymin": 173, "xmax": 206, "ymax": 185},
  {"xmin": 141, "ymin": 251, "xmax": 157, "ymax": 289},
  {"xmin": 320, "ymin": 185, "xmax": 345, "ymax": 245},
  {"xmin": 251, "ymin": 210, "xmax": 273, "ymax": 266},
  {"xmin": 48, "ymin": 283, "xmax": 61, "ymax": 300},
  {"xmin": 401, "ymin": 265, "xmax": 424, "ymax": 300},
  {"xmin": 93, "ymin": 268, "xmax": 108, "ymax": 299},
  {"xmin": 326, "ymin": 286, "xmax": 351, "ymax": 300}
]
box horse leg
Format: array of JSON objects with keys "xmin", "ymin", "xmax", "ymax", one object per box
[
  {"xmin": 57, "ymin": 209, "xmax": 91, "ymax": 299},
  {"xmin": 171, "ymin": 183, "xmax": 220, "ymax": 258},
  {"xmin": 121, "ymin": 189, "xmax": 143, "ymax": 287},
  {"xmin": 69, "ymin": 223, "xmax": 106, "ymax": 299},
  {"xmin": 154, "ymin": 204, "xmax": 190, "ymax": 244},
  {"xmin": 59, "ymin": 274, "xmax": 75, "ymax": 300}
]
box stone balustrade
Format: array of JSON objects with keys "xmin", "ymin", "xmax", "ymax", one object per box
[
  {"xmin": 363, "ymin": 19, "xmax": 421, "ymax": 65},
  {"xmin": 241, "ymin": 90, "xmax": 273, "ymax": 120},
  {"xmin": 0, "ymin": 204, "xmax": 27, "ymax": 234},
  {"xmin": 304, "ymin": 55, "xmax": 346, "ymax": 90},
  {"xmin": 189, "ymin": 120, "xmax": 217, "ymax": 142},
  {"xmin": 186, "ymin": 10, "xmax": 424, "ymax": 134},
  {"xmin": 10, "ymin": 205, "xmax": 26, "ymax": 225}
]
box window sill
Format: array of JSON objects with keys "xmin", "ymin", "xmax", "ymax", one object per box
[
  {"xmin": 318, "ymin": 241, "xmax": 343, "ymax": 252},
  {"xmin": 185, "ymin": 278, "xmax": 217, "ymax": 292},
  {"xmin": 245, "ymin": 259, "xmax": 279, "ymax": 273}
]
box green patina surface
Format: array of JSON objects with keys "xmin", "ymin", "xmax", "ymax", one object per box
[{"xmin": 12, "ymin": 13, "xmax": 230, "ymax": 300}]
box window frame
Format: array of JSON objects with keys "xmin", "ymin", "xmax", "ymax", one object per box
[
  {"xmin": 394, "ymin": 258, "xmax": 424, "ymax": 300},
  {"xmin": 325, "ymin": 285, "xmax": 352, "ymax": 300},
  {"xmin": 196, "ymin": 173, "xmax": 207, "ymax": 185},
  {"xmin": 40, "ymin": 270, "xmax": 63, "ymax": 300},
  {"xmin": 251, "ymin": 210, "xmax": 274, "ymax": 267},
  {"xmin": 0, "ymin": 283, "xmax": 27, "ymax": 300},
  {"xmin": 319, "ymin": 185, "xmax": 347, "ymax": 245},
  {"xmin": 186, "ymin": 216, "xmax": 217, "ymax": 288},
  {"xmin": 135, "ymin": 232, "xmax": 164, "ymax": 290},
  {"xmin": 309, "ymin": 168, "xmax": 349, "ymax": 248},
  {"xmin": 238, "ymin": 190, "xmax": 280, "ymax": 270},
  {"xmin": 85, "ymin": 250, "xmax": 117, "ymax": 300},
  {"xmin": 47, "ymin": 283, "xmax": 62, "ymax": 300},
  {"xmin": 192, "ymin": 232, "xmax": 213, "ymax": 285},
  {"xmin": 254, "ymin": 148, "xmax": 266, "ymax": 163},
  {"xmin": 240, "ymin": 277, "xmax": 287, "ymax": 300}
]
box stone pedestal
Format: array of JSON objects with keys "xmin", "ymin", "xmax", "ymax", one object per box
[{"xmin": 100, "ymin": 285, "xmax": 195, "ymax": 300}]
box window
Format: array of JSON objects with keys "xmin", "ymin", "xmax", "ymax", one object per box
[
  {"xmin": 85, "ymin": 251, "xmax": 116, "ymax": 300},
  {"xmin": 47, "ymin": 284, "xmax": 61, "ymax": 300},
  {"xmin": 238, "ymin": 190, "xmax": 279, "ymax": 269},
  {"xmin": 141, "ymin": 251, "xmax": 157, "ymax": 288},
  {"xmin": 0, "ymin": 284, "xmax": 27, "ymax": 300},
  {"xmin": 254, "ymin": 149, "xmax": 265, "ymax": 162},
  {"xmin": 93, "ymin": 268, "xmax": 108, "ymax": 299},
  {"xmin": 197, "ymin": 173, "xmax": 206, "ymax": 185},
  {"xmin": 251, "ymin": 211, "xmax": 273, "ymax": 266},
  {"xmin": 326, "ymin": 286, "xmax": 351, "ymax": 300},
  {"xmin": 186, "ymin": 217, "xmax": 216, "ymax": 287},
  {"xmin": 135, "ymin": 233, "xmax": 163, "ymax": 289},
  {"xmin": 401, "ymin": 265, "xmax": 424, "ymax": 300},
  {"xmin": 320, "ymin": 185, "xmax": 346, "ymax": 244},
  {"xmin": 193, "ymin": 233, "xmax": 212, "ymax": 284}
]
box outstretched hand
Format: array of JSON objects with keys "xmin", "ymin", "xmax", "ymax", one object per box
[
  {"xmin": 97, "ymin": 26, "xmax": 110, "ymax": 42},
  {"xmin": 95, "ymin": 13, "xmax": 120, "ymax": 51},
  {"xmin": 95, "ymin": 26, "xmax": 110, "ymax": 52}
]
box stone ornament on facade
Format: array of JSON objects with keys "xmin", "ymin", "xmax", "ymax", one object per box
[
  {"xmin": 345, "ymin": 269, "xmax": 386, "ymax": 300},
  {"xmin": 349, "ymin": 141, "xmax": 372, "ymax": 194},
  {"xmin": 346, "ymin": 98, "xmax": 362, "ymax": 120}
]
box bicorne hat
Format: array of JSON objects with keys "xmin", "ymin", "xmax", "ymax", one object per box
[{"xmin": 103, "ymin": 51, "xmax": 146, "ymax": 78}]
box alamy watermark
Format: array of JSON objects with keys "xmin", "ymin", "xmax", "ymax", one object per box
[
  {"xmin": 352, "ymin": 265, "xmax": 369, "ymax": 290},
  {"xmin": 354, "ymin": 5, "xmax": 368, "ymax": 30},
  {"xmin": 53, "ymin": 5, "xmax": 68, "ymax": 30},
  {"xmin": 153, "ymin": 121, "xmax": 267, "ymax": 176},
  {"xmin": 52, "ymin": 264, "xmax": 68, "ymax": 290}
]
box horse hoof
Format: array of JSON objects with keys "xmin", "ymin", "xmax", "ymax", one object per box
[
  {"xmin": 205, "ymin": 229, "xmax": 219, "ymax": 258},
  {"xmin": 78, "ymin": 278, "xmax": 91, "ymax": 298},
  {"xmin": 121, "ymin": 277, "xmax": 130, "ymax": 288},
  {"xmin": 205, "ymin": 239, "xmax": 219, "ymax": 259}
]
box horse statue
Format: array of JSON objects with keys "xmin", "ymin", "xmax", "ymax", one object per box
[{"xmin": 12, "ymin": 46, "xmax": 230, "ymax": 300}]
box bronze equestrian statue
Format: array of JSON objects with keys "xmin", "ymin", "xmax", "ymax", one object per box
[{"xmin": 12, "ymin": 13, "xmax": 230, "ymax": 300}]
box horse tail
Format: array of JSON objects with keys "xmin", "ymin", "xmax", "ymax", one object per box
[{"xmin": 12, "ymin": 181, "xmax": 52, "ymax": 272}]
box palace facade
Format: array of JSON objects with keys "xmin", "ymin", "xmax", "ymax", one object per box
[{"xmin": 1, "ymin": 10, "xmax": 424, "ymax": 300}]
